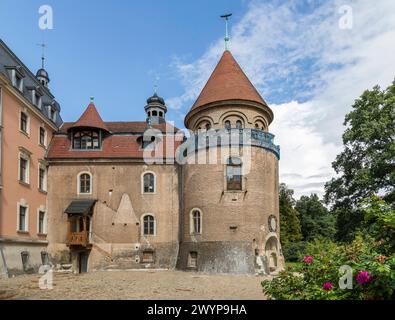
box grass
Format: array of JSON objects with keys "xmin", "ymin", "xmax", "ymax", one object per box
[{"xmin": 286, "ymin": 262, "xmax": 302, "ymax": 269}]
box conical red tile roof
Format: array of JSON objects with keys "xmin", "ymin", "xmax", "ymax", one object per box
[
  {"xmin": 70, "ymin": 102, "xmax": 109, "ymax": 132},
  {"xmin": 190, "ymin": 50, "xmax": 267, "ymax": 111}
]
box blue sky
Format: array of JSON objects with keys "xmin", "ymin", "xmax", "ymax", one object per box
[
  {"xmin": 0, "ymin": 0, "xmax": 248, "ymax": 123},
  {"xmin": 1, "ymin": 0, "xmax": 395, "ymax": 198}
]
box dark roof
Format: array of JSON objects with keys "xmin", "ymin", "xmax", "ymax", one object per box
[
  {"xmin": 190, "ymin": 50, "xmax": 267, "ymax": 111},
  {"xmin": 65, "ymin": 200, "xmax": 97, "ymax": 216}
]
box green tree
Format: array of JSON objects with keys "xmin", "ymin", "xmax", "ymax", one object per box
[
  {"xmin": 325, "ymin": 80, "xmax": 395, "ymax": 241},
  {"xmin": 279, "ymin": 183, "xmax": 302, "ymax": 245},
  {"xmin": 295, "ymin": 194, "xmax": 336, "ymax": 241}
]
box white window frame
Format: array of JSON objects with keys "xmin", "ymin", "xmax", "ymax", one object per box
[
  {"xmin": 16, "ymin": 201, "xmax": 29, "ymax": 232},
  {"xmin": 141, "ymin": 213, "xmax": 156, "ymax": 236},
  {"xmin": 38, "ymin": 163, "xmax": 47, "ymax": 192},
  {"xmin": 38, "ymin": 125, "xmax": 47, "ymax": 147},
  {"xmin": 77, "ymin": 171, "xmax": 92, "ymax": 195},
  {"xmin": 19, "ymin": 109, "xmax": 30, "ymax": 136},
  {"xmin": 190, "ymin": 208, "xmax": 203, "ymax": 235},
  {"xmin": 18, "ymin": 152, "xmax": 30, "ymax": 184},
  {"xmin": 141, "ymin": 171, "xmax": 157, "ymax": 194},
  {"xmin": 37, "ymin": 207, "xmax": 47, "ymax": 235}
]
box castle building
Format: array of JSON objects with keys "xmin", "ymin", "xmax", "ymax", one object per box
[
  {"xmin": 46, "ymin": 49, "xmax": 283, "ymax": 274},
  {"xmin": 0, "ymin": 40, "xmax": 62, "ymax": 277}
]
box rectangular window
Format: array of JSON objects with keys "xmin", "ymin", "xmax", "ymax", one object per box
[
  {"xmin": 15, "ymin": 75, "xmax": 23, "ymax": 91},
  {"xmin": 19, "ymin": 157, "xmax": 28, "ymax": 183},
  {"xmin": 19, "ymin": 205, "xmax": 27, "ymax": 231},
  {"xmin": 20, "ymin": 112, "xmax": 28, "ymax": 133},
  {"xmin": 35, "ymin": 93, "xmax": 41, "ymax": 108},
  {"xmin": 39, "ymin": 127, "xmax": 46, "ymax": 146},
  {"xmin": 226, "ymin": 158, "xmax": 242, "ymax": 191},
  {"xmin": 50, "ymin": 108, "xmax": 56, "ymax": 122},
  {"xmin": 142, "ymin": 251, "xmax": 154, "ymax": 263},
  {"xmin": 39, "ymin": 167, "xmax": 46, "ymax": 191},
  {"xmin": 38, "ymin": 210, "xmax": 45, "ymax": 234},
  {"xmin": 188, "ymin": 252, "xmax": 198, "ymax": 268}
]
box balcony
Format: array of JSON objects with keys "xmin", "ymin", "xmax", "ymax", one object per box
[
  {"xmin": 67, "ymin": 231, "xmax": 90, "ymax": 247},
  {"xmin": 182, "ymin": 128, "xmax": 281, "ymax": 160}
]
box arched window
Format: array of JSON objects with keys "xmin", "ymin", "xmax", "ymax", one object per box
[
  {"xmin": 236, "ymin": 120, "xmax": 242, "ymax": 129},
  {"xmin": 226, "ymin": 157, "xmax": 242, "ymax": 191},
  {"xmin": 152, "ymin": 111, "xmax": 158, "ymax": 116},
  {"xmin": 159, "ymin": 111, "xmax": 163, "ymax": 117},
  {"xmin": 143, "ymin": 215, "xmax": 155, "ymax": 235},
  {"xmin": 73, "ymin": 130, "xmax": 100, "ymax": 150},
  {"xmin": 225, "ymin": 120, "xmax": 231, "ymax": 130},
  {"xmin": 78, "ymin": 173, "xmax": 92, "ymax": 194},
  {"xmin": 143, "ymin": 172, "xmax": 156, "ymax": 193},
  {"xmin": 191, "ymin": 209, "xmax": 202, "ymax": 234}
]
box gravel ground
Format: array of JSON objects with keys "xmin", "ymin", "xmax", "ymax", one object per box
[{"xmin": 0, "ymin": 270, "xmax": 268, "ymax": 300}]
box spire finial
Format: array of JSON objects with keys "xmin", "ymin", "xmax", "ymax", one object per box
[
  {"xmin": 90, "ymin": 96, "xmax": 95, "ymax": 103},
  {"xmin": 220, "ymin": 13, "xmax": 232, "ymax": 50},
  {"xmin": 37, "ymin": 43, "xmax": 47, "ymax": 69}
]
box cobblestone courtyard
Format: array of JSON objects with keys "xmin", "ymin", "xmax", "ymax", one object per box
[{"xmin": 0, "ymin": 270, "xmax": 268, "ymax": 300}]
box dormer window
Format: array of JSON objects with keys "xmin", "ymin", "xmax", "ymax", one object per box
[
  {"xmin": 47, "ymin": 106, "xmax": 56, "ymax": 122},
  {"xmin": 142, "ymin": 136, "xmax": 156, "ymax": 149},
  {"xmin": 72, "ymin": 130, "xmax": 101, "ymax": 150},
  {"xmin": 34, "ymin": 93, "xmax": 42, "ymax": 109},
  {"xmin": 15, "ymin": 75, "xmax": 23, "ymax": 91}
]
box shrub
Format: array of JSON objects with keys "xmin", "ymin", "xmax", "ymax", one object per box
[
  {"xmin": 262, "ymin": 236, "xmax": 395, "ymax": 300},
  {"xmin": 282, "ymin": 241, "xmax": 307, "ymax": 262}
]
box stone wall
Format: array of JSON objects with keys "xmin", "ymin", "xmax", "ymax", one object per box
[{"xmin": 46, "ymin": 162, "xmax": 180, "ymax": 272}]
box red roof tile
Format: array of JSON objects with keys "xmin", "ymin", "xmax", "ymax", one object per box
[
  {"xmin": 47, "ymin": 134, "xmax": 183, "ymax": 160},
  {"xmin": 190, "ymin": 50, "xmax": 267, "ymax": 111},
  {"xmin": 69, "ymin": 103, "xmax": 109, "ymax": 132},
  {"xmin": 60, "ymin": 121, "xmax": 179, "ymax": 134}
]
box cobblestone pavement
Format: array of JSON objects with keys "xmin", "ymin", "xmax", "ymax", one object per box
[{"xmin": 0, "ymin": 270, "xmax": 268, "ymax": 300}]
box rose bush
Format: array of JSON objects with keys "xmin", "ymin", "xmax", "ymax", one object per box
[{"xmin": 262, "ymin": 235, "xmax": 395, "ymax": 300}]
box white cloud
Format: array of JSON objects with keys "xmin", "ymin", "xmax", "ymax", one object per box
[{"xmin": 168, "ymin": 0, "xmax": 395, "ymax": 198}]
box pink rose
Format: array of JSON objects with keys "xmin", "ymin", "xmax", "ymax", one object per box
[
  {"xmin": 356, "ymin": 271, "xmax": 372, "ymax": 286},
  {"xmin": 323, "ymin": 282, "xmax": 333, "ymax": 291},
  {"xmin": 303, "ymin": 256, "xmax": 313, "ymax": 264}
]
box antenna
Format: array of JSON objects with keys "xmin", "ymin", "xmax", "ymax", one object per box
[
  {"xmin": 37, "ymin": 43, "xmax": 47, "ymax": 69},
  {"xmin": 220, "ymin": 13, "xmax": 232, "ymax": 50}
]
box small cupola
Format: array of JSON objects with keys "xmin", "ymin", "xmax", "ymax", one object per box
[
  {"xmin": 145, "ymin": 92, "xmax": 167, "ymax": 125},
  {"xmin": 36, "ymin": 68, "xmax": 50, "ymax": 87},
  {"xmin": 36, "ymin": 45, "xmax": 50, "ymax": 87}
]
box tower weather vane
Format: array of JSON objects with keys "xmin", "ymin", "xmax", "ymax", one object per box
[
  {"xmin": 220, "ymin": 13, "xmax": 232, "ymax": 50},
  {"xmin": 37, "ymin": 43, "xmax": 47, "ymax": 68}
]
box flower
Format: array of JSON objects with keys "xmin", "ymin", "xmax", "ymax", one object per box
[
  {"xmin": 323, "ymin": 282, "xmax": 333, "ymax": 291},
  {"xmin": 303, "ymin": 256, "xmax": 313, "ymax": 264},
  {"xmin": 356, "ymin": 271, "xmax": 372, "ymax": 285},
  {"xmin": 376, "ymin": 255, "xmax": 386, "ymax": 263}
]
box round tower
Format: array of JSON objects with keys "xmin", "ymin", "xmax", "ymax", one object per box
[{"xmin": 178, "ymin": 50, "xmax": 283, "ymax": 274}]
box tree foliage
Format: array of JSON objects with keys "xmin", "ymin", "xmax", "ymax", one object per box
[
  {"xmin": 324, "ymin": 80, "xmax": 395, "ymax": 241},
  {"xmin": 279, "ymin": 183, "xmax": 302, "ymax": 245},
  {"xmin": 295, "ymin": 194, "xmax": 336, "ymax": 241}
]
